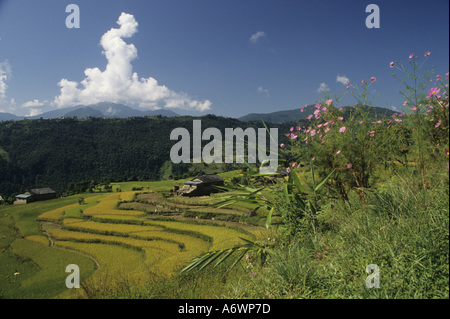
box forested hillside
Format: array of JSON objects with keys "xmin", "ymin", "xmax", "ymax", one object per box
[{"xmin": 0, "ymin": 115, "xmax": 295, "ymax": 199}]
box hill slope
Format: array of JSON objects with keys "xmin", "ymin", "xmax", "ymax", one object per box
[
  {"xmin": 0, "ymin": 112, "xmax": 22, "ymax": 122},
  {"xmin": 239, "ymin": 105, "xmax": 395, "ymax": 122},
  {"xmin": 28, "ymin": 102, "xmax": 179, "ymax": 119},
  {"xmin": 0, "ymin": 115, "xmax": 291, "ymax": 198}
]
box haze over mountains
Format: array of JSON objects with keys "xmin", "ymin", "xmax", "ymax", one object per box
[
  {"xmin": 0, "ymin": 102, "xmax": 179, "ymax": 121},
  {"xmin": 238, "ymin": 105, "xmax": 396, "ymax": 123},
  {"xmin": 0, "ymin": 102, "xmax": 395, "ymax": 123}
]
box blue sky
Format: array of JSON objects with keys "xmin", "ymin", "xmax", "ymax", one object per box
[{"xmin": 0, "ymin": 0, "xmax": 448, "ymax": 118}]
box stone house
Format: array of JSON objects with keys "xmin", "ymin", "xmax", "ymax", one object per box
[
  {"xmin": 177, "ymin": 174, "xmax": 225, "ymax": 197},
  {"xmin": 14, "ymin": 188, "xmax": 57, "ymax": 205}
]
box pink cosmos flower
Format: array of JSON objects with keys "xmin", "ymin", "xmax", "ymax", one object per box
[
  {"xmin": 336, "ymin": 150, "xmax": 341, "ymax": 155},
  {"xmin": 361, "ymin": 79, "xmax": 365, "ymax": 84},
  {"xmin": 424, "ymin": 51, "xmax": 431, "ymax": 57},
  {"xmin": 411, "ymin": 106, "xmax": 418, "ymax": 111},
  {"xmin": 435, "ymin": 120, "xmax": 442, "ymax": 128},
  {"xmin": 347, "ymin": 163, "xmax": 352, "ymax": 169},
  {"xmin": 409, "ymin": 53, "xmax": 414, "ymax": 59},
  {"xmin": 280, "ymin": 143, "xmax": 285, "ymax": 148},
  {"xmin": 370, "ymin": 77, "xmax": 376, "ymax": 82},
  {"xmin": 286, "ymin": 167, "xmax": 291, "ymax": 173},
  {"xmin": 292, "ymin": 162, "xmax": 296, "ymax": 167},
  {"xmin": 339, "ymin": 126, "xmax": 346, "ymax": 133},
  {"xmin": 359, "ymin": 120, "xmax": 364, "ymax": 124},
  {"xmin": 346, "ymin": 82, "xmax": 350, "ymax": 89},
  {"xmin": 307, "ymin": 114, "xmax": 313, "ymax": 120},
  {"xmin": 427, "ymin": 87, "xmax": 441, "ymax": 98},
  {"xmin": 300, "ymin": 107, "xmax": 305, "ymax": 112},
  {"xmin": 390, "ymin": 62, "xmax": 395, "ymax": 68},
  {"xmin": 403, "ymin": 100, "xmax": 408, "ymax": 106},
  {"xmin": 338, "ymin": 117, "xmax": 344, "ymax": 121},
  {"xmin": 296, "ymin": 126, "xmax": 301, "ymax": 131},
  {"xmin": 290, "ymin": 127, "xmax": 294, "ymax": 132},
  {"xmin": 326, "ymin": 99, "xmax": 333, "ymax": 106}
]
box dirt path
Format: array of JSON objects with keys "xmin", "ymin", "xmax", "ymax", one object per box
[{"xmin": 39, "ymin": 221, "xmax": 100, "ymax": 269}]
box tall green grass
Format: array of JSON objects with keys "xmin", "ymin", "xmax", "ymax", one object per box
[{"xmin": 223, "ymin": 174, "xmax": 449, "ymax": 298}]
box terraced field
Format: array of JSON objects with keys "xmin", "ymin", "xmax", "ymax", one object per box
[{"xmin": 22, "ymin": 187, "xmax": 267, "ymax": 297}]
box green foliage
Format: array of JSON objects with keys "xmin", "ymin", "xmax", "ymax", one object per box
[
  {"xmin": 0, "ymin": 211, "xmax": 97, "ymax": 299},
  {"xmin": 180, "ymin": 237, "xmax": 270, "ymax": 274},
  {"xmin": 0, "ymin": 116, "xmax": 293, "ymax": 197}
]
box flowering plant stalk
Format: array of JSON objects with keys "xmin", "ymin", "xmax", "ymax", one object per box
[
  {"xmin": 282, "ymin": 52, "xmax": 448, "ymax": 207},
  {"xmin": 282, "ymin": 76, "xmax": 394, "ymax": 204},
  {"xmin": 391, "ymin": 52, "xmax": 449, "ymax": 189}
]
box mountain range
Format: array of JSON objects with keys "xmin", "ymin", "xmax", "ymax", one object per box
[
  {"xmin": 0, "ymin": 102, "xmax": 179, "ymax": 121},
  {"xmin": 0, "ymin": 102, "xmax": 396, "ymax": 123},
  {"xmin": 238, "ymin": 104, "xmax": 396, "ymax": 122}
]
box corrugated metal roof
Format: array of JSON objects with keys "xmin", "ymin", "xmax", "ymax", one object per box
[
  {"xmin": 192, "ymin": 175, "xmax": 224, "ymax": 183},
  {"xmin": 184, "ymin": 181, "xmax": 202, "ymax": 185},
  {"xmin": 15, "ymin": 194, "xmax": 32, "ymax": 199}
]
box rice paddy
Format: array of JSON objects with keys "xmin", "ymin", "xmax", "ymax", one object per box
[{"xmin": 1, "ymin": 180, "xmax": 265, "ymax": 298}]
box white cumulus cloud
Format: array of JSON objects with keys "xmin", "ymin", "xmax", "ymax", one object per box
[
  {"xmin": 54, "ymin": 12, "xmax": 211, "ymax": 112},
  {"xmin": 257, "ymin": 86, "xmax": 269, "ymax": 97},
  {"xmin": 336, "ymin": 74, "xmax": 350, "ymax": 85},
  {"xmin": 250, "ymin": 31, "xmax": 265, "ymax": 43},
  {"xmin": 0, "ymin": 60, "xmax": 11, "ymax": 100},
  {"xmin": 22, "ymin": 99, "xmax": 44, "ymax": 108},
  {"xmin": 0, "ymin": 60, "xmax": 16, "ymax": 113},
  {"xmin": 317, "ymin": 82, "xmax": 329, "ymax": 93},
  {"xmin": 22, "ymin": 99, "xmax": 46, "ymax": 117}
]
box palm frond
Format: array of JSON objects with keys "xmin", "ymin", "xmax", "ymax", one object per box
[{"xmin": 180, "ymin": 237, "xmax": 270, "ymax": 274}]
